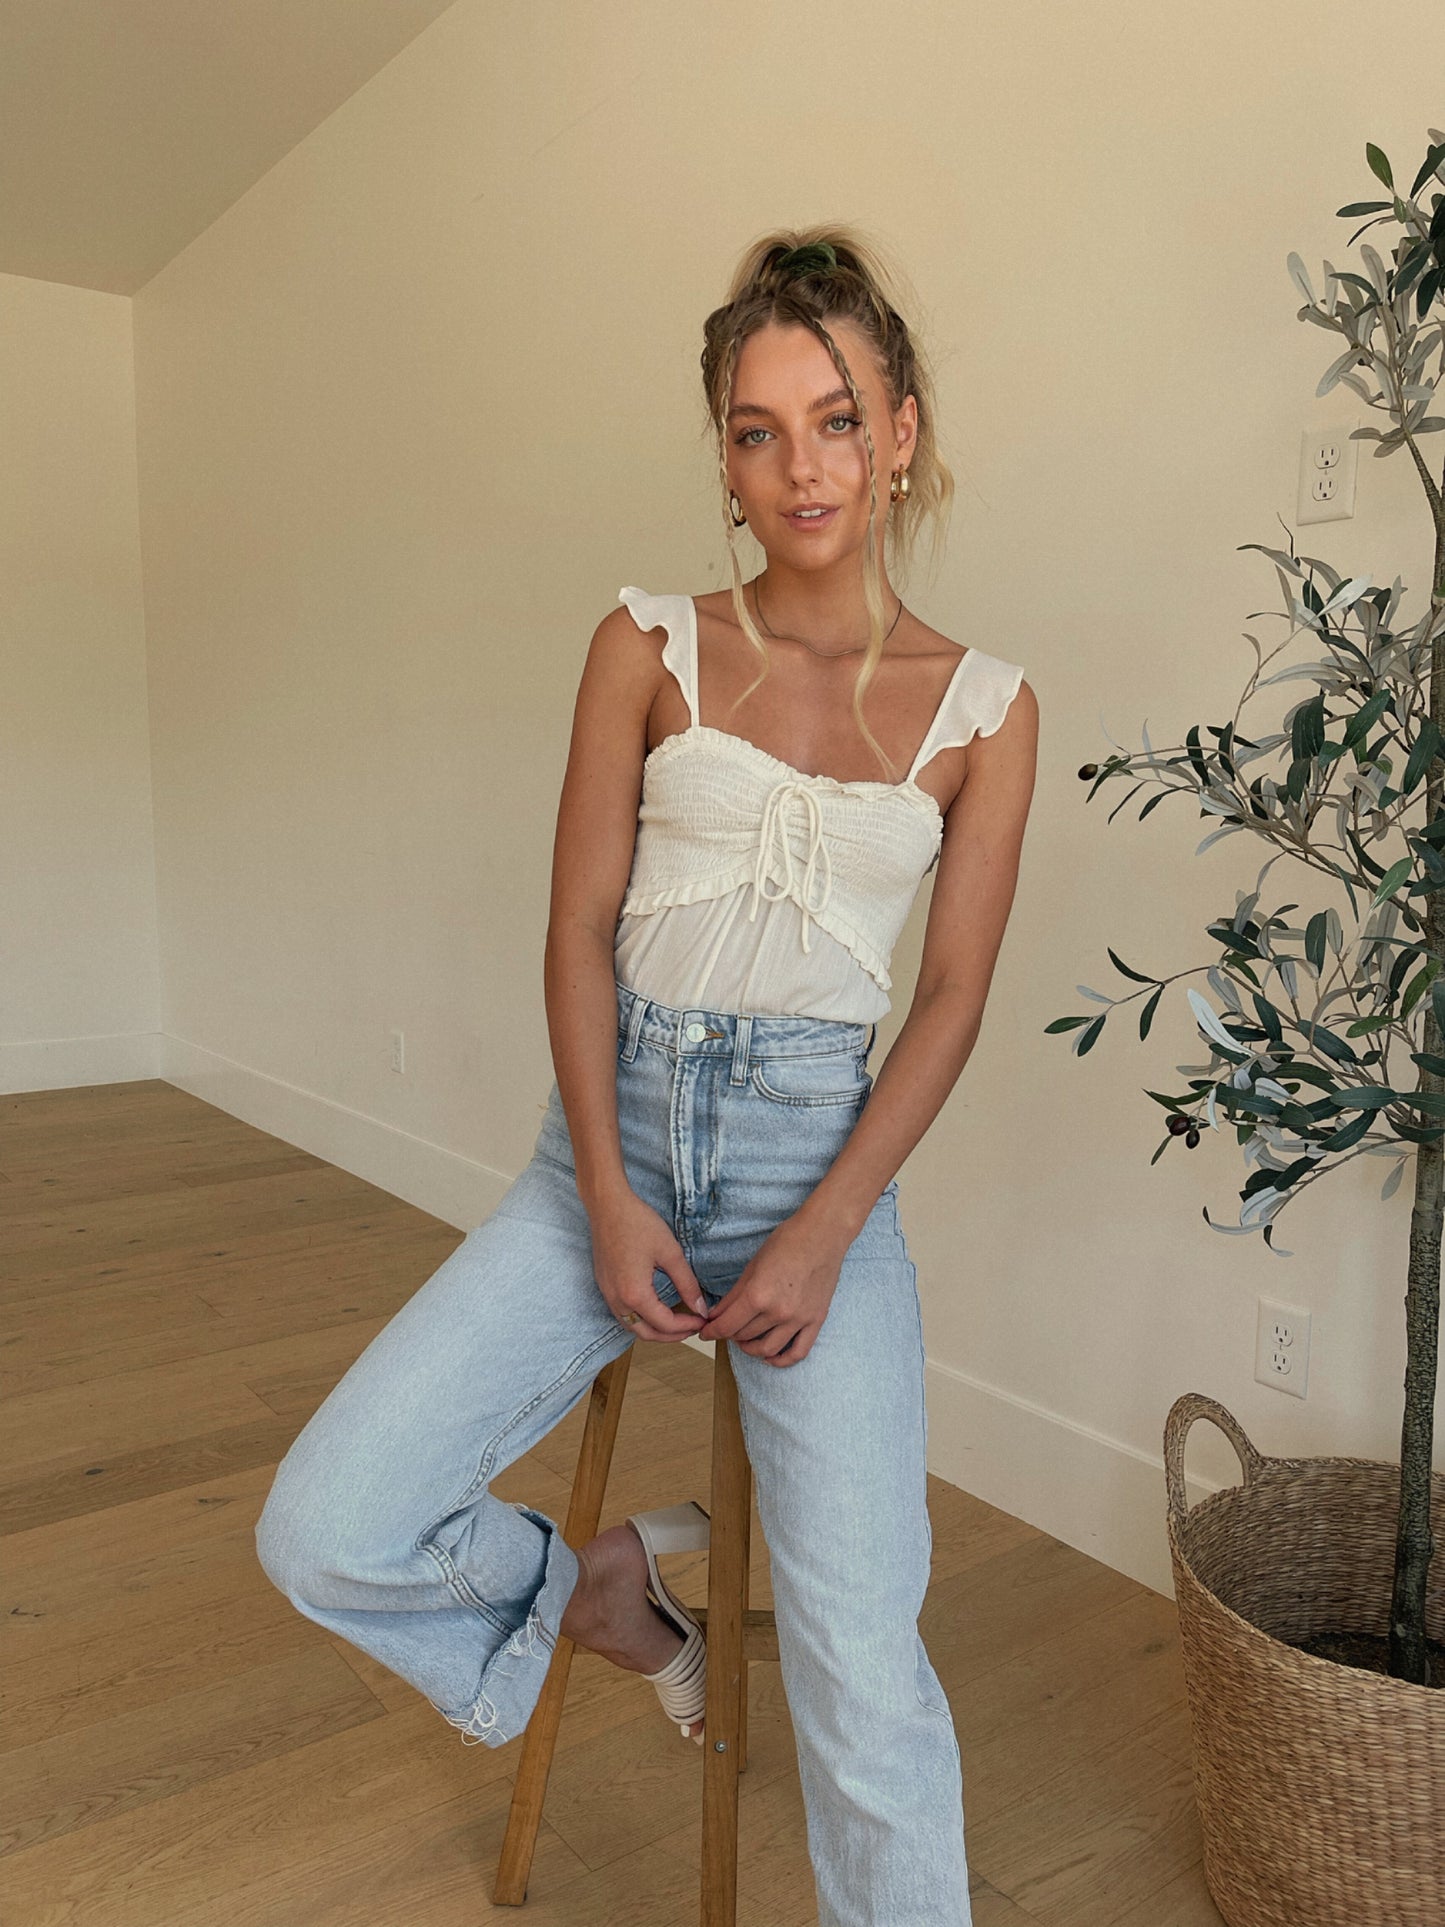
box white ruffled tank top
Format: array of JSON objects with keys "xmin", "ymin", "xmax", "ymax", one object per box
[{"xmin": 612, "ymin": 586, "xmax": 1025, "ymax": 1023}]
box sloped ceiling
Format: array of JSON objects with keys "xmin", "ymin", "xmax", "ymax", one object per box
[{"xmin": 0, "ymin": 0, "xmax": 461, "ymax": 294}]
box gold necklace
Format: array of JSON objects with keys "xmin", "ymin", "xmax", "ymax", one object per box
[{"xmin": 751, "ymin": 580, "xmax": 905, "ymax": 658}]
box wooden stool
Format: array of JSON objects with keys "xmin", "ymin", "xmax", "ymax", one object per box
[{"xmin": 492, "ymin": 1339, "xmax": 779, "ymax": 1924}]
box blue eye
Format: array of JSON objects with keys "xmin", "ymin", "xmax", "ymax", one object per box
[{"xmin": 734, "ymin": 414, "xmax": 860, "ymax": 447}]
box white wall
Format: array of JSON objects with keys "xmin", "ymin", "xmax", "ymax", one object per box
[
  {"xmin": 12, "ymin": 0, "xmax": 1444, "ymax": 1591},
  {"xmin": 1, "ymin": 271, "xmax": 158, "ymax": 1088}
]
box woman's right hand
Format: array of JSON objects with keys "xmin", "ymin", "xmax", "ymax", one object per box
[{"xmin": 587, "ymin": 1186, "xmax": 709, "ymax": 1341}]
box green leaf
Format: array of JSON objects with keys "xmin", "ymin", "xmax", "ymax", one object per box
[
  {"xmin": 1400, "ymin": 959, "xmax": 1440, "ymax": 1020},
  {"xmin": 1326, "ymin": 1084, "xmax": 1398, "ymax": 1110},
  {"xmin": 1144, "ymin": 1089, "xmax": 1189, "ymax": 1111},
  {"xmin": 1139, "ymin": 985, "xmax": 1163, "ymax": 1041},
  {"xmin": 1294, "ymin": 689, "xmax": 1333, "ymax": 755},
  {"xmin": 1106, "ymin": 947, "xmax": 1158, "ymax": 986},
  {"xmin": 1342, "ymin": 689, "xmax": 1392, "ymax": 751},
  {"xmin": 1305, "ymin": 911, "xmax": 1329, "ymax": 973},
  {"xmin": 1323, "ymin": 1110, "xmax": 1375, "ymax": 1150},
  {"xmin": 1398, "ymin": 1091, "xmax": 1445, "ymax": 1117},
  {"xmin": 1303, "ymin": 1020, "xmax": 1360, "ymax": 1064},
  {"xmin": 1337, "ymin": 200, "xmax": 1392, "ymax": 216},
  {"xmin": 1371, "ymin": 856, "xmax": 1414, "ymax": 907},
  {"xmin": 1232, "ymin": 1087, "xmax": 1287, "ymax": 1118},
  {"xmin": 1366, "ymin": 142, "xmax": 1394, "ymax": 191},
  {"xmin": 1251, "ymin": 992, "xmax": 1283, "ymax": 1044},
  {"xmin": 1076, "ymin": 1015, "xmax": 1106, "ymax": 1056},
  {"xmin": 1394, "ymin": 240, "xmax": 1435, "ymax": 297},
  {"xmin": 1409, "ymin": 140, "xmax": 1445, "ymax": 198},
  {"xmin": 1402, "ymin": 718, "xmax": 1442, "ymax": 795},
  {"xmin": 1044, "ymin": 1015, "xmax": 1094, "ymax": 1033},
  {"xmin": 1286, "ymin": 1060, "xmax": 1346, "ymax": 1091},
  {"xmin": 1346, "ymin": 823, "xmax": 1389, "ymax": 881},
  {"xmin": 1208, "ymin": 918, "xmax": 1263, "ymax": 961},
  {"xmin": 1344, "ymin": 1013, "xmax": 1396, "ymax": 1035}
]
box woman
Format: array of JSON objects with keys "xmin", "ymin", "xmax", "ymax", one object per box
[{"xmin": 256, "ymin": 227, "xmax": 1038, "ymax": 1926}]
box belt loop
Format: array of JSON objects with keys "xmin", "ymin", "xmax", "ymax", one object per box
[
  {"xmin": 621, "ymin": 991, "xmax": 648, "ymax": 1063},
  {"xmin": 866, "ymin": 1020, "xmax": 877, "ymax": 1058},
  {"xmin": 731, "ymin": 1012, "xmax": 753, "ymax": 1085}
]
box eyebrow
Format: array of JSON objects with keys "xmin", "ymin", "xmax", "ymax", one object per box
[{"xmin": 726, "ymin": 385, "xmax": 854, "ymax": 422}]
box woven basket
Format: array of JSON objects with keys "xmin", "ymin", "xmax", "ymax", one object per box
[{"xmin": 1164, "ymin": 1392, "xmax": 1445, "ymax": 1927}]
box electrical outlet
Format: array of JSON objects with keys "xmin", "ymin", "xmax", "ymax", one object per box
[
  {"xmin": 390, "ymin": 1028, "xmax": 405, "ymax": 1075},
  {"xmin": 1255, "ymin": 1297, "xmax": 1311, "ymax": 1399},
  {"xmin": 1296, "ymin": 422, "xmax": 1358, "ymax": 525}
]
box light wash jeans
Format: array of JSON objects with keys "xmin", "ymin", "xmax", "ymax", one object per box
[{"xmin": 255, "ymin": 978, "xmax": 970, "ymax": 1926}]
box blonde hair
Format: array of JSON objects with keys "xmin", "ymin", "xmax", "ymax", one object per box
[{"xmin": 700, "ymin": 223, "xmax": 955, "ymax": 780}]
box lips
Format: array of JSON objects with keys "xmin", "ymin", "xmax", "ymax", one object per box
[{"xmin": 785, "ymin": 504, "xmax": 839, "ymax": 528}]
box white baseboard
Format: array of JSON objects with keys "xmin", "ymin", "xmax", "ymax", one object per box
[
  {"xmin": 1, "ymin": 1029, "xmax": 164, "ymax": 1092},
  {"xmin": 159, "ymin": 1031, "xmax": 512, "ymax": 1231},
  {"xmin": 920, "ymin": 1356, "xmax": 1186, "ymax": 1598}
]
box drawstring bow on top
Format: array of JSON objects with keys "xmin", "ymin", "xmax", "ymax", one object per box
[{"xmin": 749, "ymin": 779, "xmax": 834, "ymax": 953}]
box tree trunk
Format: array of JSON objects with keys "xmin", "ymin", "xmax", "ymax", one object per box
[{"xmin": 1390, "ymin": 459, "xmax": 1445, "ymax": 1683}]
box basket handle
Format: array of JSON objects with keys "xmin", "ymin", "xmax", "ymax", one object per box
[{"xmin": 1164, "ymin": 1392, "xmax": 1266, "ymax": 1525}]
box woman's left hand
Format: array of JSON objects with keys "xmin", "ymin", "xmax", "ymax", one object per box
[{"xmin": 695, "ymin": 1210, "xmax": 848, "ymax": 1366}]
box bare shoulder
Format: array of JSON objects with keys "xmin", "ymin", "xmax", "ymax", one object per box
[
  {"xmin": 568, "ymin": 601, "xmax": 671, "ymax": 759},
  {"xmin": 985, "ymin": 672, "xmax": 1039, "ymax": 733},
  {"xmin": 914, "ymin": 611, "xmax": 1038, "ymax": 726},
  {"xmin": 584, "ymin": 599, "xmax": 668, "ymax": 682},
  {"xmin": 592, "ymin": 598, "xmax": 654, "ymax": 648}
]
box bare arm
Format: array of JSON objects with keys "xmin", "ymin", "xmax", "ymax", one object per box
[
  {"xmin": 542, "ymin": 602, "xmax": 708, "ymax": 1332},
  {"xmin": 542, "ymin": 603, "xmax": 655, "ymax": 1207},
  {"xmin": 791, "ymin": 677, "xmax": 1040, "ymax": 1245}
]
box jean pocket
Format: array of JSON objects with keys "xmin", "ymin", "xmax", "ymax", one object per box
[{"xmin": 750, "ymin": 1050, "xmax": 872, "ymax": 1107}]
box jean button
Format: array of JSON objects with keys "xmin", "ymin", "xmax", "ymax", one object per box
[{"xmin": 684, "ymin": 1021, "xmax": 706, "ymax": 1042}]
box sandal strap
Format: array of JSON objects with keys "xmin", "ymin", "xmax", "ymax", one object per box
[{"xmin": 645, "ymin": 1622, "xmax": 707, "ymax": 1723}]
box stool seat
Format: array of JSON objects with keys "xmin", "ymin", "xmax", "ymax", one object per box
[{"xmin": 491, "ymin": 1340, "xmax": 775, "ymax": 1925}]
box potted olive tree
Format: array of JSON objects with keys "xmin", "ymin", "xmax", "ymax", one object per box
[{"xmin": 1049, "ymin": 131, "xmax": 1445, "ymax": 1927}]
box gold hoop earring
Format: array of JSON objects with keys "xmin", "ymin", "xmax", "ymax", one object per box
[
  {"xmin": 728, "ymin": 490, "xmax": 747, "ymax": 528},
  {"xmin": 889, "ymin": 468, "xmax": 910, "ymax": 504}
]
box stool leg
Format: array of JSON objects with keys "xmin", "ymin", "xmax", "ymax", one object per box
[
  {"xmin": 493, "ymin": 1346, "xmax": 633, "ymax": 1905},
  {"xmin": 737, "ymin": 1449, "xmax": 752, "ymax": 1778},
  {"xmin": 702, "ymin": 1340, "xmax": 748, "ymax": 1927}
]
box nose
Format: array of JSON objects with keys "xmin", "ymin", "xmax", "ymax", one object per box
[{"xmin": 785, "ymin": 440, "xmax": 823, "ymax": 488}]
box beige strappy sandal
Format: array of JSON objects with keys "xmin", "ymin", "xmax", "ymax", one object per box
[{"xmin": 625, "ymin": 1499, "xmax": 710, "ymax": 1745}]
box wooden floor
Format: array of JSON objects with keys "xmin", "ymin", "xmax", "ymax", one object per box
[{"xmin": 1, "ymin": 1079, "xmax": 1226, "ymax": 1927}]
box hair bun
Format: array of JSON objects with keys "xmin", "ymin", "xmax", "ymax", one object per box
[{"xmin": 768, "ymin": 240, "xmax": 839, "ymax": 280}]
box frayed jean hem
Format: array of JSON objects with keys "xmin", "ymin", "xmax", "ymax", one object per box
[{"xmin": 438, "ymin": 1501, "xmax": 580, "ymax": 1748}]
